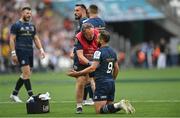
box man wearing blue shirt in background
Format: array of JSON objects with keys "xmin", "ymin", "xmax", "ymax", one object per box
[
  {"xmin": 9, "ymin": 4, "xmax": 45, "ymax": 102},
  {"xmin": 85, "ymin": 4, "xmax": 105, "ymax": 30},
  {"xmin": 74, "ymin": 4, "xmax": 88, "ymax": 34}
]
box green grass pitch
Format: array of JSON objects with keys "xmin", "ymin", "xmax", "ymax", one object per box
[{"xmin": 0, "ymin": 67, "xmax": 180, "ymax": 117}]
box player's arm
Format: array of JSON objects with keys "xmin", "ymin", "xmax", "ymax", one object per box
[
  {"xmin": 68, "ymin": 50, "xmax": 101, "ymax": 77},
  {"xmin": 70, "ymin": 48, "xmax": 74, "ymax": 59},
  {"xmin": 9, "ymin": 34, "xmax": 18, "ymax": 64},
  {"xmin": 9, "ymin": 34, "xmax": 16, "ymax": 53},
  {"xmin": 34, "ymin": 35, "xmax": 45, "ymax": 58},
  {"xmin": 68, "ymin": 61, "xmax": 99, "ymax": 77},
  {"xmin": 75, "ymin": 38, "xmax": 91, "ymax": 65},
  {"xmin": 76, "ymin": 49, "xmax": 91, "ymax": 65},
  {"xmin": 113, "ymin": 61, "xmax": 119, "ymax": 80},
  {"xmin": 78, "ymin": 61, "xmax": 99, "ymax": 75}
]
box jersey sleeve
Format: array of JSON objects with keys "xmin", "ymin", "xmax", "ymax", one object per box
[
  {"xmin": 10, "ymin": 24, "xmax": 18, "ymax": 35},
  {"xmin": 74, "ymin": 38, "xmax": 83, "ymax": 50},
  {"xmin": 93, "ymin": 50, "xmax": 102, "ymax": 61}
]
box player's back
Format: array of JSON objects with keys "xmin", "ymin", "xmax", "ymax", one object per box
[
  {"xmin": 94, "ymin": 46, "xmax": 117, "ymax": 83},
  {"xmin": 84, "ymin": 17, "xmax": 105, "ymax": 30}
]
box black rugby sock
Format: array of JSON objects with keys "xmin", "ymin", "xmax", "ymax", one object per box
[
  {"xmin": 24, "ymin": 79, "xmax": 33, "ymax": 96},
  {"xmin": 88, "ymin": 85, "xmax": 93, "ymax": 98},
  {"xmin": 12, "ymin": 77, "xmax": 24, "ymax": 96},
  {"xmin": 100, "ymin": 104, "xmax": 120, "ymax": 114}
]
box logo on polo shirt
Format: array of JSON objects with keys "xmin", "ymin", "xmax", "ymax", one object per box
[{"xmin": 21, "ymin": 60, "xmax": 25, "ymax": 64}]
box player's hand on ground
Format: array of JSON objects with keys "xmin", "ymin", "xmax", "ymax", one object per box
[
  {"xmin": 11, "ymin": 55, "xmax": 18, "ymax": 65},
  {"xmin": 67, "ymin": 69, "xmax": 79, "ymax": 77}
]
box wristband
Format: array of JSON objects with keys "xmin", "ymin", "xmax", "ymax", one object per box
[
  {"xmin": 87, "ymin": 61, "xmax": 92, "ymax": 66},
  {"xmin": 11, "ymin": 50, "xmax": 16, "ymax": 56},
  {"xmin": 39, "ymin": 48, "xmax": 44, "ymax": 52}
]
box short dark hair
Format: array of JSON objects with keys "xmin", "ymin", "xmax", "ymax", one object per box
[
  {"xmin": 22, "ymin": 7, "xmax": 31, "ymax": 11},
  {"xmin": 89, "ymin": 4, "xmax": 98, "ymax": 14},
  {"xmin": 81, "ymin": 23, "xmax": 94, "ymax": 33},
  {"xmin": 21, "ymin": 3, "xmax": 31, "ymax": 11},
  {"xmin": 99, "ymin": 30, "xmax": 110, "ymax": 43},
  {"xmin": 75, "ymin": 4, "xmax": 88, "ymax": 16},
  {"xmin": 75, "ymin": 4, "xmax": 87, "ymax": 10}
]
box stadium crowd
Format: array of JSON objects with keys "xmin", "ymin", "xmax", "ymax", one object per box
[{"xmin": 0, "ymin": 0, "xmax": 74, "ymax": 72}]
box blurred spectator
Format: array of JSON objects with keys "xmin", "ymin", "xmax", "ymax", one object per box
[
  {"xmin": 146, "ymin": 41, "xmax": 154, "ymax": 69},
  {"xmin": 118, "ymin": 51, "xmax": 125, "ymax": 65},
  {"xmin": 137, "ymin": 50, "xmax": 146, "ymax": 65},
  {"xmin": 157, "ymin": 38, "xmax": 167, "ymax": 69},
  {"xmin": 152, "ymin": 44, "xmax": 160, "ymax": 66},
  {"xmin": 0, "ymin": 16, "xmax": 11, "ymax": 72},
  {"xmin": 168, "ymin": 37, "xmax": 180, "ymax": 66}
]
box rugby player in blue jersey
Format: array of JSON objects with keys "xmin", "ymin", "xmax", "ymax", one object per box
[
  {"xmin": 68, "ymin": 30, "xmax": 135, "ymax": 114},
  {"xmin": 74, "ymin": 4, "xmax": 88, "ymax": 34},
  {"xmin": 85, "ymin": 4, "xmax": 105, "ymax": 30},
  {"xmin": 9, "ymin": 4, "xmax": 45, "ymax": 102}
]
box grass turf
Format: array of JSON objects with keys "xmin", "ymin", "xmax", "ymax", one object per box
[{"xmin": 0, "ymin": 67, "xmax": 180, "ymax": 117}]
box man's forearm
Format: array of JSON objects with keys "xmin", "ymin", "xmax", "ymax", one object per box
[
  {"xmin": 9, "ymin": 34, "xmax": 16, "ymax": 56},
  {"xmin": 34, "ymin": 35, "xmax": 43, "ymax": 50}
]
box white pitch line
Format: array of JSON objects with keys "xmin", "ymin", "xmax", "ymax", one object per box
[
  {"xmin": 0, "ymin": 100, "xmax": 180, "ymax": 104},
  {"xmin": 132, "ymin": 100, "xmax": 180, "ymax": 103}
]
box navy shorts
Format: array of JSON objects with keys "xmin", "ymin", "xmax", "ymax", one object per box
[
  {"xmin": 16, "ymin": 49, "xmax": 33, "ymax": 67},
  {"xmin": 93, "ymin": 81, "xmax": 115, "ymax": 101}
]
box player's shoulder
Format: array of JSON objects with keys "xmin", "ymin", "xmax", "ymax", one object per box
[
  {"xmin": 95, "ymin": 17, "xmax": 104, "ymax": 21},
  {"xmin": 82, "ymin": 18, "xmax": 89, "ymax": 24},
  {"xmin": 80, "ymin": 17, "xmax": 88, "ymax": 23},
  {"xmin": 93, "ymin": 50, "xmax": 102, "ymax": 60},
  {"xmin": 96, "ymin": 17, "xmax": 106, "ymax": 26},
  {"xmin": 29, "ymin": 21, "xmax": 35, "ymax": 26},
  {"xmin": 108, "ymin": 46, "xmax": 116, "ymax": 54},
  {"xmin": 89, "ymin": 17, "xmax": 105, "ymax": 28},
  {"xmin": 12, "ymin": 20, "xmax": 21, "ymax": 26},
  {"xmin": 102, "ymin": 46, "xmax": 116, "ymax": 54},
  {"xmin": 74, "ymin": 38, "xmax": 80, "ymax": 45},
  {"xmin": 11, "ymin": 20, "xmax": 21, "ymax": 29}
]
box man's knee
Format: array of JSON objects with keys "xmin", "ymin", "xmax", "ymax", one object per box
[
  {"xmin": 76, "ymin": 76, "xmax": 87, "ymax": 86},
  {"xmin": 21, "ymin": 65, "xmax": 31, "ymax": 79}
]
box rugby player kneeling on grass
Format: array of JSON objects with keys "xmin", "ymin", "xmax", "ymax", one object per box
[{"xmin": 68, "ymin": 30, "xmax": 135, "ymax": 114}]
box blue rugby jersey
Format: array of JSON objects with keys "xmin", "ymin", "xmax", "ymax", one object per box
[
  {"xmin": 10, "ymin": 20, "xmax": 36, "ymax": 50},
  {"xmin": 75, "ymin": 17, "xmax": 88, "ymax": 34},
  {"xmin": 84, "ymin": 17, "xmax": 105, "ymax": 29},
  {"xmin": 93, "ymin": 46, "xmax": 117, "ymax": 83}
]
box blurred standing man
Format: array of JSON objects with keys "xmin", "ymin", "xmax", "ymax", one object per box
[
  {"xmin": 73, "ymin": 23, "xmax": 99, "ymax": 113},
  {"xmin": 68, "ymin": 30, "xmax": 135, "ymax": 114},
  {"xmin": 82, "ymin": 4, "xmax": 106, "ymax": 106},
  {"xmin": 157, "ymin": 38, "xmax": 167, "ymax": 69},
  {"xmin": 73, "ymin": 4, "xmax": 92, "ymax": 113},
  {"xmin": 74, "ymin": 4, "xmax": 88, "ymax": 34},
  {"xmin": 9, "ymin": 4, "xmax": 45, "ymax": 102},
  {"xmin": 85, "ymin": 4, "xmax": 105, "ymax": 29}
]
